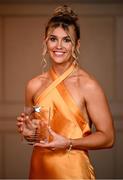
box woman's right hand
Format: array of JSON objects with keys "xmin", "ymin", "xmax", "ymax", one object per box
[
  {"xmin": 17, "ymin": 112, "xmax": 41, "ymax": 143},
  {"xmin": 17, "ymin": 112, "xmax": 33, "ymax": 135},
  {"xmin": 16, "ymin": 112, "xmax": 27, "ymax": 134}
]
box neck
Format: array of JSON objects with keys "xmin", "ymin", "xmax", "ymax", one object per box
[{"xmin": 51, "ymin": 59, "xmax": 74, "ymax": 76}]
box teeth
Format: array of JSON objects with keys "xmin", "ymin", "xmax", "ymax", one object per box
[{"xmin": 54, "ymin": 52, "xmax": 64, "ymax": 55}]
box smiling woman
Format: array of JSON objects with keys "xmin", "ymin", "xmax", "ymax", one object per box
[
  {"xmin": 17, "ymin": 4, "xmax": 115, "ymax": 179},
  {"xmin": 46, "ymin": 27, "xmax": 77, "ymax": 65},
  {"xmin": 42, "ymin": 5, "xmax": 80, "ymax": 71}
]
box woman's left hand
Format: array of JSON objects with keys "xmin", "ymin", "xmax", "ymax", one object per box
[{"xmin": 34, "ymin": 126, "xmax": 70, "ymax": 151}]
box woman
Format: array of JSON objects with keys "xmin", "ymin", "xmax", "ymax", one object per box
[{"xmin": 17, "ymin": 5, "xmax": 115, "ymax": 179}]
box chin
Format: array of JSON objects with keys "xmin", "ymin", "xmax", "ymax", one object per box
[
  {"xmin": 53, "ymin": 61, "xmax": 66, "ymax": 65},
  {"xmin": 51, "ymin": 57, "xmax": 66, "ymax": 64},
  {"xmin": 51, "ymin": 57, "xmax": 72, "ymax": 64}
]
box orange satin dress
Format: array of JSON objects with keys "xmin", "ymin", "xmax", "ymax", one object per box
[{"xmin": 29, "ymin": 63, "xmax": 95, "ymax": 179}]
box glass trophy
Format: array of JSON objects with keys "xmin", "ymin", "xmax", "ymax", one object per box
[{"xmin": 21, "ymin": 105, "xmax": 50, "ymax": 145}]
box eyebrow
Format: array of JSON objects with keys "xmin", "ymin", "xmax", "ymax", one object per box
[{"xmin": 49, "ymin": 34, "xmax": 71, "ymax": 38}]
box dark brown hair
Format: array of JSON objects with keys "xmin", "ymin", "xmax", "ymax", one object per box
[{"xmin": 45, "ymin": 5, "xmax": 80, "ymax": 42}]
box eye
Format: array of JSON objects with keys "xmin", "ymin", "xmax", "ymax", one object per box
[
  {"xmin": 63, "ymin": 37, "xmax": 71, "ymax": 43},
  {"xmin": 49, "ymin": 36, "xmax": 57, "ymax": 42}
]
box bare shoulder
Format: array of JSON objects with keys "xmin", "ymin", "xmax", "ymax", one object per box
[
  {"xmin": 25, "ymin": 71, "xmax": 51, "ymax": 98},
  {"xmin": 78, "ymin": 68, "xmax": 105, "ymax": 98}
]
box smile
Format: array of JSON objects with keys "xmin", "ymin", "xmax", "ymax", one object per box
[{"xmin": 53, "ymin": 51, "xmax": 65, "ymax": 56}]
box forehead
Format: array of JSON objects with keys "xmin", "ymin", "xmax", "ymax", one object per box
[{"xmin": 49, "ymin": 26, "xmax": 75, "ymax": 38}]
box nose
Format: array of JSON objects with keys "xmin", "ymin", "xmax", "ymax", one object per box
[{"xmin": 56, "ymin": 40, "xmax": 62, "ymax": 49}]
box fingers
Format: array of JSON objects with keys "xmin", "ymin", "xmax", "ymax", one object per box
[
  {"xmin": 16, "ymin": 114, "xmax": 30, "ymax": 126},
  {"xmin": 16, "ymin": 116, "xmax": 24, "ymax": 128},
  {"xmin": 34, "ymin": 141, "xmax": 56, "ymax": 151},
  {"xmin": 20, "ymin": 112, "xmax": 25, "ymax": 117},
  {"xmin": 16, "ymin": 113, "xmax": 27, "ymax": 133},
  {"xmin": 48, "ymin": 126, "xmax": 57, "ymax": 136},
  {"xmin": 34, "ymin": 141, "xmax": 49, "ymax": 147},
  {"xmin": 16, "ymin": 118, "xmax": 23, "ymax": 131},
  {"xmin": 17, "ymin": 126, "xmax": 23, "ymax": 133},
  {"xmin": 25, "ymin": 135, "xmax": 40, "ymax": 143}
]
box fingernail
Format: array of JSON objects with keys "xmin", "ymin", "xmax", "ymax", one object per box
[{"xmin": 40, "ymin": 140, "xmax": 45, "ymax": 144}]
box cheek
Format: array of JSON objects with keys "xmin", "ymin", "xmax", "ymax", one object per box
[
  {"xmin": 47, "ymin": 42, "xmax": 55, "ymax": 51},
  {"xmin": 66, "ymin": 45, "xmax": 73, "ymax": 53}
]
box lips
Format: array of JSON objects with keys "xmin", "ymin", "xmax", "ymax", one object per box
[{"xmin": 53, "ymin": 51, "xmax": 65, "ymax": 56}]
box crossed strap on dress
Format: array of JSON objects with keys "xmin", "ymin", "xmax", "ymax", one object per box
[
  {"xmin": 34, "ymin": 61, "xmax": 76, "ymax": 103},
  {"xmin": 50, "ymin": 62, "xmax": 89, "ymax": 134},
  {"xmin": 49, "ymin": 61, "xmax": 76, "ymax": 91},
  {"xmin": 34, "ymin": 61, "xmax": 89, "ymax": 133}
]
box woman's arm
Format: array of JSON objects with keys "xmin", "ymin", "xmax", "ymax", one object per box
[
  {"xmin": 71, "ymin": 79, "xmax": 115, "ymax": 150},
  {"xmin": 17, "ymin": 78, "xmax": 39, "ymax": 133}
]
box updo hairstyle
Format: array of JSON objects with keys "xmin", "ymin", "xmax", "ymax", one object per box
[
  {"xmin": 45, "ymin": 5, "xmax": 80, "ymax": 43},
  {"xmin": 42, "ymin": 5, "xmax": 80, "ymax": 71}
]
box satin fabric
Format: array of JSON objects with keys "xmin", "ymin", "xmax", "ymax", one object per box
[{"xmin": 29, "ymin": 63, "xmax": 95, "ymax": 179}]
